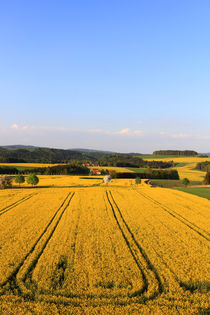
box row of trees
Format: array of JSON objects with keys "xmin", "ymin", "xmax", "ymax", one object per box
[
  {"xmin": 14, "ymin": 174, "xmax": 39, "ymax": 186},
  {"xmin": 108, "ymin": 169, "xmax": 180, "ymax": 179},
  {"xmin": 99, "ymin": 154, "xmax": 174, "ymax": 168},
  {"xmin": 0, "ymin": 174, "xmax": 39, "ymax": 189},
  {"xmin": 153, "ymin": 150, "xmax": 198, "ymax": 156},
  {"xmin": 0, "ymin": 164, "xmax": 90, "ymax": 176},
  {"xmin": 0, "ymin": 147, "xmax": 96, "ymax": 163}
]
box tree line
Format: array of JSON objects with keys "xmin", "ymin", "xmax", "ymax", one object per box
[
  {"xmin": 153, "ymin": 150, "xmax": 198, "ymax": 156},
  {"xmin": 0, "ymin": 173, "xmax": 39, "ymax": 189},
  {"xmin": 0, "ymin": 164, "xmax": 90, "ymax": 176},
  {"xmin": 109, "ymin": 169, "xmax": 179, "ymax": 179},
  {"xmin": 98, "ymin": 154, "xmax": 174, "ymax": 168},
  {"xmin": 0, "ymin": 147, "xmax": 97, "ymax": 163}
]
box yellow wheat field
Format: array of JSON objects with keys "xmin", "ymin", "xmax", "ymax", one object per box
[
  {"xmin": 0, "ymin": 163, "xmax": 55, "ymax": 168},
  {"xmin": 89, "ymin": 166, "xmax": 134, "ymax": 172},
  {"xmin": 144, "ymin": 157, "xmax": 210, "ymax": 163},
  {"xmin": 0, "ymin": 177, "xmax": 209, "ymax": 314},
  {"xmin": 144, "ymin": 156, "xmax": 210, "ymax": 182},
  {"xmin": 174, "ymin": 163, "xmax": 206, "ymax": 181}
]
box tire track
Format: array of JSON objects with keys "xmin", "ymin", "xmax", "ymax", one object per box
[
  {"xmin": 0, "ymin": 193, "xmax": 37, "ymax": 217},
  {"xmin": 0, "ymin": 192, "xmax": 74, "ymax": 294},
  {"xmin": 16, "ymin": 192, "xmax": 75, "ymax": 297},
  {"xmin": 59, "ymin": 207, "xmax": 81, "ymax": 293},
  {"xmin": 134, "ymin": 189, "xmax": 210, "ymax": 241},
  {"xmin": 106, "ymin": 191, "xmax": 163, "ymax": 300}
]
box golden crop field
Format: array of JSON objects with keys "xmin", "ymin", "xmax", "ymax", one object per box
[
  {"xmin": 89, "ymin": 166, "xmax": 134, "ymax": 173},
  {"xmin": 144, "ymin": 157, "xmax": 210, "ymax": 163},
  {"xmin": 0, "ymin": 163, "xmax": 55, "ymax": 168},
  {"xmin": 144, "ymin": 156, "xmax": 210, "ymax": 182},
  {"xmin": 0, "ymin": 177, "xmax": 209, "ymax": 314}
]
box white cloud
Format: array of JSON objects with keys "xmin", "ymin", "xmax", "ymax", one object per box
[
  {"xmin": 115, "ymin": 128, "xmax": 130, "ymax": 135},
  {"xmin": 11, "ymin": 124, "xmax": 19, "ymax": 129},
  {"xmin": 113, "ymin": 128, "xmax": 144, "ymax": 136}
]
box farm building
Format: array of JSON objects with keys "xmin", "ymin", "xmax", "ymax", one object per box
[{"xmin": 91, "ymin": 168, "xmax": 102, "ymax": 175}]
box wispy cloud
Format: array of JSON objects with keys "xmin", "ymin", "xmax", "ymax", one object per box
[
  {"xmin": 196, "ymin": 135, "xmax": 210, "ymax": 140},
  {"xmin": 8, "ymin": 125, "xmax": 144, "ymax": 137},
  {"xmin": 159, "ymin": 131, "xmax": 192, "ymax": 139},
  {"xmin": 114, "ymin": 128, "xmax": 144, "ymax": 136},
  {"xmin": 171, "ymin": 133, "xmax": 191, "ymax": 139},
  {"xmin": 115, "ymin": 128, "xmax": 130, "ymax": 135},
  {"xmin": 87, "ymin": 129, "xmax": 108, "ymax": 134}
]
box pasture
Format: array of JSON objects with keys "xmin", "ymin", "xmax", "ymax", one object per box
[{"xmin": 176, "ymin": 187, "xmax": 210, "ymax": 201}]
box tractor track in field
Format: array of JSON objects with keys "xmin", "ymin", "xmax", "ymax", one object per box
[
  {"xmin": 0, "ymin": 192, "xmax": 75, "ymax": 297},
  {"xmin": 106, "ymin": 190, "xmax": 164, "ymax": 300},
  {"xmin": 134, "ymin": 189, "xmax": 210, "ymax": 242},
  {"xmin": 56, "ymin": 207, "xmax": 81, "ymax": 293},
  {"xmin": 0, "ymin": 193, "xmax": 37, "ymax": 217}
]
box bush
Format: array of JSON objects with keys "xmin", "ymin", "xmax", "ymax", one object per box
[
  {"xmin": 135, "ymin": 177, "xmax": 141, "ymax": 184},
  {"xmin": 27, "ymin": 173, "xmax": 39, "ymax": 186},
  {"xmin": 203, "ymin": 172, "xmax": 210, "ymax": 185},
  {"xmin": 182, "ymin": 178, "xmax": 190, "ymax": 186},
  {"xmin": 108, "ymin": 170, "xmax": 117, "ymax": 178},
  {"xmin": 0, "ymin": 176, "xmax": 12, "ymax": 189},
  {"xmin": 14, "ymin": 175, "xmax": 25, "ymax": 186}
]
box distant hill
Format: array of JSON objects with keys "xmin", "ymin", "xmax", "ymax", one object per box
[
  {"xmin": 71, "ymin": 148, "xmax": 116, "ymax": 154},
  {"xmin": 0, "ymin": 147, "xmax": 95, "ymax": 163},
  {"xmin": 0, "ymin": 145, "xmax": 145, "ymax": 164},
  {"xmin": 1, "ymin": 145, "xmax": 207, "ymax": 164},
  {"xmin": 1, "ymin": 145, "xmax": 39, "ymax": 150}
]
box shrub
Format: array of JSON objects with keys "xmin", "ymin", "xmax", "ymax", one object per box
[
  {"xmin": 182, "ymin": 178, "xmax": 190, "ymax": 187},
  {"xmin": 135, "ymin": 177, "xmax": 141, "ymax": 184},
  {"xmin": 108, "ymin": 170, "xmax": 117, "ymax": 178},
  {"xmin": 203, "ymin": 172, "xmax": 210, "ymax": 185},
  {"xmin": 27, "ymin": 173, "xmax": 39, "ymax": 186},
  {"xmin": 0, "ymin": 176, "xmax": 12, "ymax": 189},
  {"xmin": 14, "ymin": 175, "xmax": 25, "ymax": 186}
]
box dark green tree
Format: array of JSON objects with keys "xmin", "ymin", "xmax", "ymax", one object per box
[
  {"xmin": 14, "ymin": 175, "xmax": 25, "ymax": 186},
  {"xmin": 27, "ymin": 173, "xmax": 39, "ymax": 186},
  {"xmin": 203, "ymin": 172, "xmax": 210, "ymax": 185},
  {"xmin": 182, "ymin": 178, "xmax": 190, "ymax": 187},
  {"xmin": 135, "ymin": 177, "xmax": 141, "ymax": 184}
]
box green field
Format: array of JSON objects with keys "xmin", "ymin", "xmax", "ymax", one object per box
[
  {"xmin": 175, "ymin": 187, "xmax": 210, "ymax": 200},
  {"xmin": 150, "ymin": 179, "xmax": 201, "ymax": 188},
  {"xmin": 126, "ymin": 167, "xmax": 147, "ymax": 173}
]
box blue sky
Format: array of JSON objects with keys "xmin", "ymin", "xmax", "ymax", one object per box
[{"xmin": 0, "ymin": 0, "xmax": 210, "ymax": 152}]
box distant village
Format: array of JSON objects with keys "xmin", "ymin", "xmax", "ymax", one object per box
[{"xmin": 82, "ymin": 163, "xmax": 102, "ymax": 175}]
